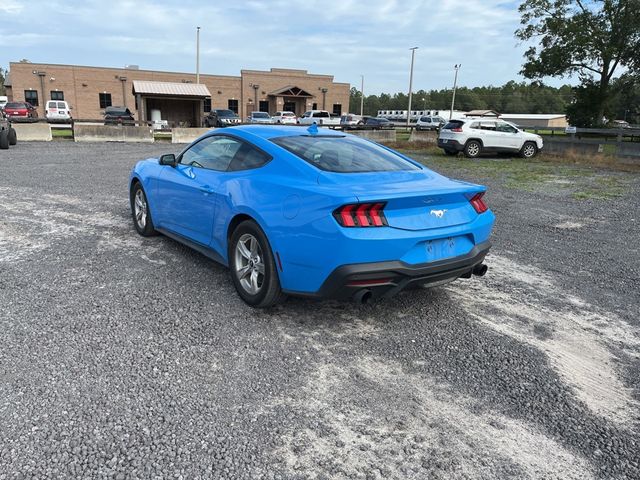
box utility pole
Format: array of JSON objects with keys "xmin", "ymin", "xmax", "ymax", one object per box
[
  {"xmin": 196, "ymin": 26, "xmax": 201, "ymax": 83},
  {"xmin": 360, "ymin": 75, "xmax": 364, "ymax": 116},
  {"xmin": 407, "ymin": 47, "xmax": 418, "ymax": 128},
  {"xmin": 449, "ymin": 64, "xmax": 461, "ymax": 120}
]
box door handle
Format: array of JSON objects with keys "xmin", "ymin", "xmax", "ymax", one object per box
[{"xmin": 199, "ymin": 185, "xmax": 215, "ymax": 194}]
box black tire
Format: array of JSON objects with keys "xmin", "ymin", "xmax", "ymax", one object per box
[
  {"xmin": 229, "ymin": 220, "xmax": 284, "ymax": 308},
  {"xmin": 130, "ymin": 182, "xmax": 158, "ymax": 237},
  {"xmin": 520, "ymin": 141, "xmax": 538, "ymax": 159},
  {"xmin": 464, "ymin": 140, "xmax": 482, "ymax": 158},
  {"xmin": 444, "ymin": 149, "xmax": 458, "ymax": 156},
  {"xmin": 0, "ymin": 129, "xmax": 9, "ymax": 150},
  {"xmin": 8, "ymin": 128, "xmax": 17, "ymax": 146}
]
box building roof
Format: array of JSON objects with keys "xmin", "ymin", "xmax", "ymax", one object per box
[
  {"xmin": 132, "ymin": 80, "xmax": 211, "ymax": 97},
  {"xmin": 465, "ymin": 109, "xmax": 500, "ymax": 117},
  {"xmin": 268, "ymin": 85, "xmax": 314, "ymax": 97},
  {"xmin": 499, "ymin": 113, "xmax": 566, "ymax": 120}
]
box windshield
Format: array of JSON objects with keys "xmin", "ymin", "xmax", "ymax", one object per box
[
  {"xmin": 216, "ymin": 110, "xmax": 236, "ymax": 117},
  {"xmin": 5, "ymin": 103, "xmax": 25, "ymax": 109},
  {"xmin": 271, "ymin": 135, "xmax": 421, "ymax": 173},
  {"xmin": 253, "ymin": 112, "xmax": 270, "ymax": 118}
]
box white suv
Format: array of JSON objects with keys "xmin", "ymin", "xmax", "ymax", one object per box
[
  {"xmin": 272, "ymin": 111, "xmax": 297, "ymax": 124},
  {"xmin": 416, "ymin": 115, "xmax": 446, "ymax": 131},
  {"xmin": 438, "ymin": 118, "xmax": 543, "ymax": 158}
]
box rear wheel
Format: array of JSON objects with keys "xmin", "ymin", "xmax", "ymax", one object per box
[
  {"xmin": 464, "ymin": 140, "xmax": 482, "ymax": 158},
  {"xmin": 229, "ymin": 220, "xmax": 284, "ymax": 308},
  {"xmin": 8, "ymin": 128, "xmax": 17, "ymax": 146},
  {"xmin": 130, "ymin": 183, "xmax": 157, "ymax": 236},
  {"xmin": 520, "ymin": 141, "xmax": 538, "ymax": 159},
  {"xmin": 0, "ymin": 129, "xmax": 9, "ymax": 149}
]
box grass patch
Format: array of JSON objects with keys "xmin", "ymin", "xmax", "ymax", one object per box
[{"xmin": 51, "ymin": 128, "xmax": 73, "ymax": 139}]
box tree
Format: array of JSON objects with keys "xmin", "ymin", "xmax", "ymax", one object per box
[
  {"xmin": 516, "ymin": 0, "xmax": 640, "ymax": 126},
  {"xmin": 0, "ymin": 67, "xmax": 6, "ymax": 96}
]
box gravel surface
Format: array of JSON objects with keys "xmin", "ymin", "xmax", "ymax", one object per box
[{"xmin": 0, "ymin": 142, "xmax": 639, "ymax": 479}]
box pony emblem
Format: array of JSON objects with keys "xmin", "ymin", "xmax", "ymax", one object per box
[{"xmin": 430, "ymin": 209, "xmax": 447, "ymax": 218}]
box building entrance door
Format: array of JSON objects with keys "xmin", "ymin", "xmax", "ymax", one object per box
[{"xmin": 283, "ymin": 101, "xmax": 296, "ymax": 113}]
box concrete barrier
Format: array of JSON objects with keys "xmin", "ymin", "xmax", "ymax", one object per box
[
  {"xmin": 543, "ymin": 138, "xmax": 602, "ymax": 156},
  {"xmin": 74, "ymin": 124, "xmax": 154, "ymax": 143},
  {"xmin": 172, "ymin": 127, "xmax": 215, "ymax": 144},
  {"xmin": 617, "ymin": 142, "xmax": 640, "ymax": 158},
  {"xmin": 11, "ymin": 123, "xmax": 52, "ymax": 141},
  {"xmin": 348, "ymin": 129, "xmax": 396, "ymax": 142},
  {"xmin": 408, "ymin": 129, "xmax": 438, "ymax": 144}
]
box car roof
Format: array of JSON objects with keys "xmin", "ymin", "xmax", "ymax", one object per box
[{"xmin": 211, "ymin": 124, "xmax": 345, "ymax": 140}]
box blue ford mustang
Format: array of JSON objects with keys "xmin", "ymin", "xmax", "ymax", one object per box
[{"xmin": 129, "ymin": 125, "xmax": 494, "ymax": 307}]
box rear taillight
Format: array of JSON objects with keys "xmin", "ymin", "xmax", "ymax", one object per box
[
  {"xmin": 451, "ymin": 127, "xmax": 463, "ymax": 132},
  {"xmin": 334, "ymin": 202, "xmax": 388, "ymax": 227},
  {"xmin": 469, "ymin": 192, "xmax": 488, "ymax": 214}
]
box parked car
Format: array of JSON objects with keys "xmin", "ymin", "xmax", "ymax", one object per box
[
  {"xmin": 45, "ymin": 100, "xmax": 72, "ymax": 123},
  {"xmin": 361, "ymin": 116, "xmax": 395, "ymax": 130},
  {"xmin": 104, "ymin": 106, "xmax": 135, "ymax": 125},
  {"xmin": 272, "ymin": 111, "xmax": 297, "ymax": 124},
  {"xmin": 205, "ymin": 109, "xmax": 241, "ymax": 127},
  {"xmin": 3, "ymin": 102, "xmax": 38, "ymax": 122},
  {"xmin": 416, "ymin": 115, "xmax": 446, "ymax": 131},
  {"xmin": 610, "ymin": 119, "xmax": 631, "ymax": 129},
  {"xmin": 0, "ymin": 109, "xmax": 18, "ymax": 149},
  {"xmin": 247, "ymin": 111, "xmax": 274, "ymax": 124},
  {"xmin": 298, "ymin": 110, "xmax": 341, "ymax": 126},
  {"xmin": 340, "ymin": 114, "xmax": 363, "ymax": 129},
  {"xmin": 129, "ymin": 125, "xmax": 494, "ymax": 307},
  {"xmin": 0, "ymin": 96, "xmax": 7, "ymax": 111},
  {"xmin": 438, "ymin": 119, "xmax": 543, "ymax": 158}
]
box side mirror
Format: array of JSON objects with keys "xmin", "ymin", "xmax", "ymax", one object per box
[{"xmin": 159, "ymin": 154, "xmax": 177, "ymax": 167}]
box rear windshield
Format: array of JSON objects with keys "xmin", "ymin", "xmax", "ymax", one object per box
[
  {"xmin": 216, "ymin": 110, "xmax": 235, "ymax": 117},
  {"xmin": 282, "ymin": 112, "xmax": 295, "ymax": 116},
  {"xmin": 107, "ymin": 109, "xmax": 129, "ymax": 115},
  {"xmin": 252, "ymin": 112, "xmax": 270, "ymax": 118},
  {"xmin": 271, "ymin": 135, "xmax": 421, "ymax": 173},
  {"xmin": 5, "ymin": 102, "xmax": 25, "ymax": 109},
  {"xmin": 443, "ymin": 120, "xmax": 464, "ymax": 130}
]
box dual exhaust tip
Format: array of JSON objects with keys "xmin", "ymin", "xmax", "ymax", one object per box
[{"xmin": 352, "ymin": 263, "xmax": 489, "ymax": 304}]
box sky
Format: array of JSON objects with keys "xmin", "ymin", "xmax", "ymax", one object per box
[{"xmin": 0, "ymin": 0, "xmax": 565, "ymax": 94}]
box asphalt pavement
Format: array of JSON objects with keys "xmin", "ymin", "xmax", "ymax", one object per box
[{"xmin": 0, "ymin": 142, "xmax": 638, "ymax": 479}]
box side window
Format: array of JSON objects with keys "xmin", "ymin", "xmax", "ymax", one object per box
[
  {"xmin": 180, "ymin": 136, "xmax": 243, "ymax": 171},
  {"xmin": 496, "ymin": 123, "xmax": 517, "ymax": 133},
  {"xmin": 470, "ymin": 122, "xmax": 480, "ymax": 129},
  {"xmin": 480, "ymin": 122, "xmax": 496, "ymax": 131},
  {"xmin": 228, "ymin": 143, "xmax": 271, "ymax": 171}
]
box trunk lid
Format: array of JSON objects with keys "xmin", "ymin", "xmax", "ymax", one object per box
[{"xmin": 318, "ymin": 170, "xmax": 483, "ymax": 231}]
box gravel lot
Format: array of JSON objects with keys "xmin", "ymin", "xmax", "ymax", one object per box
[{"xmin": 1, "ymin": 142, "xmax": 639, "ymax": 479}]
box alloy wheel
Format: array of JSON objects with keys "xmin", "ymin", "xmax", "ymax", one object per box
[
  {"xmin": 523, "ymin": 143, "xmax": 536, "ymax": 158},
  {"xmin": 134, "ymin": 189, "xmax": 147, "ymax": 229},
  {"xmin": 234, "ymin": 233, "xmax": 265, "ymax": 295}
]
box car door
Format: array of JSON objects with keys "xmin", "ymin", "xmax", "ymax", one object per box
[
  {"xmin": 476, "ymin": 121, "xmax": 501, "ymax": 148},
  {"xmin": 494, "ymin": 122, "xmax": 521, "ymax": 149},
  {"xmin": 155, "ymin": 135, "xmax": 242, "ymax": 246}
]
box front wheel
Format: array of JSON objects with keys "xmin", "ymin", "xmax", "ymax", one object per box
[
  {"xmin": 464, "ymin": 140, "xmax": 482, "ymax": 158},
  {"xmin": 0, "ymin": 129, "xmax": 9, "ymax": 149},
  {"xmin": 130, "ymin": 183, "xmax": 157, "ymax": 236},
  {"xmin": 520, "ymin": 141, "xmax": 538, "ymax": 159},
  {"xmin": 8, "ymin": 128, "xmax": 17, "ymax": 146},
  {"xmin": 229, "ymin": 220, "xmax": 284, "ymax": 308}
]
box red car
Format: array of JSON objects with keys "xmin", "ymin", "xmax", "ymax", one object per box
[{"xmin": 3, "ymin": 102, "xmax": 39, "ymax": 122}]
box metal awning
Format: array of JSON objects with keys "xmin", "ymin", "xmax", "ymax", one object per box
[
  {"xmin": 268, "ymin": 85, "xmax": 313, "ymax": 97},
  {"xmin": 132, "ymin": 80, "xmax": 211, "ymax": 97}
]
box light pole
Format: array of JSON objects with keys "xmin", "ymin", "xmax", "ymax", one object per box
[
  {"xmin": 407, "ymin": 47, "xmax": 418, "ymax": 127},
  {"xmin": 449, "ymin": 64, "xmax": 461, "ymax": 120},
  {"xmin": 117, "ymin": 76, "xmax": 128, "ymax": 108},
  {"xmin": 196, "ymin": 26, "xmax": 201, "ymax": 83},
  {"xmin": 252, "ymin": 84, "xmax": 260, "ymax": 110},
  {"xmin": 33, "ymin": 70, "xmax": 46, "ymax": 116},
  {"xmin": 360, "ymin": 75, "xmax": 364, "ymax": 116},
  {"xmin": 319, "ymin": 87, "xmax": 328, "ymax": 110}
]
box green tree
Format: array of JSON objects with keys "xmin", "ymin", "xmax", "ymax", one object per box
[
  {"xmin": 516, "ymin": 0, "xmax": 640, "ymax": 126},
  {"xmin": 0, "ymin": 67, "xmax": 6, "ymax": 96}
]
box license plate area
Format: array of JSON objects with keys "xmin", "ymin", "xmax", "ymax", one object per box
[{"xmin": 425, "ymin": 237, "xmax": 456, "ymax": 261}]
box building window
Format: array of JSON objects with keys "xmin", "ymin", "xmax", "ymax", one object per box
[
  {"xmin": 312, "ymin": 102, "xmax": 318, "ymax": 110},
  {"xmin": 332, "ymin": 104, "xmax": 342, "ymax": 116},
  {"xmin": 204, "ymin": 97, "xmax": 211, "ymax": 112},
  {"xmin": 24, "ymin": 90, "xmax": 38, "ymax": 107},
  {"xmin": 99, "ymin": 93, "xmax": 112, "ymax": 109},
  {"xmin": 51, "ymin": 91, "xmax": 64, "ymax": 101},
  {"xmin": 228, "ymin": 99, "xmax": 238, "ymax": 114},
  {"xmin": 259, "ymin": 100, "xmax": 269, "ymax": 113}
]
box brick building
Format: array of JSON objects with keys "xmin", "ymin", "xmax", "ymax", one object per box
[{"xmin": 3, "ymin": 62, "xmax": 350, "ymax": 126}]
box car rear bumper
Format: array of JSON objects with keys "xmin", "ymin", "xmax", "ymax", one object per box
[
  {"xmin": 438, "ymin": 138, "xmax": 464, "ymax": 151},
  {"xmin": 285, "ymin": 241, "xmax": 491, "ymax": 300}
]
